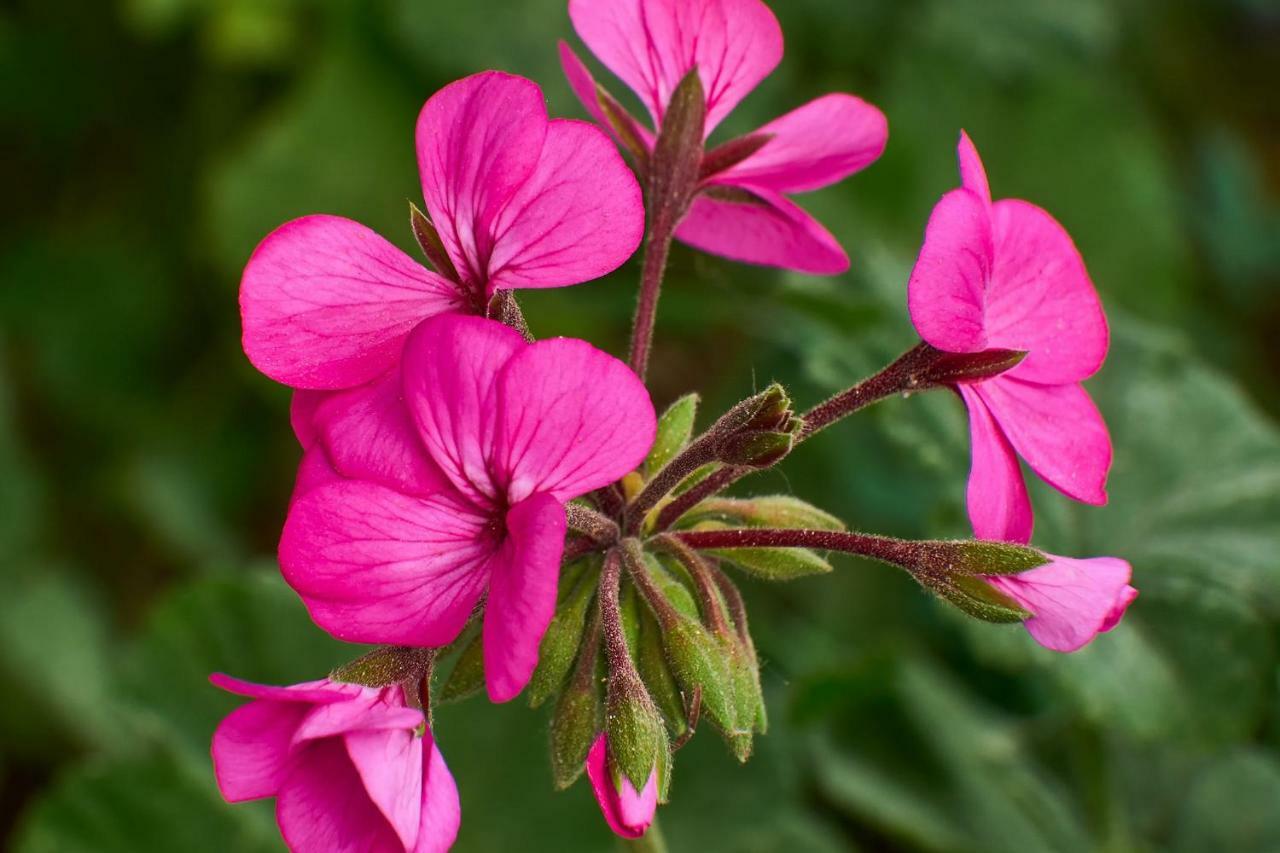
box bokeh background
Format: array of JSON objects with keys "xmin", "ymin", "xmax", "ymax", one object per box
[{"xmin": 3, "ymin": 0, "xmax": 1279, "ymax": 850}]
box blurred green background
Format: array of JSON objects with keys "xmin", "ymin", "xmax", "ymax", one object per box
[{"xmin": 2, "ymin": 0, "xmax": 1279, "ymax": 850}]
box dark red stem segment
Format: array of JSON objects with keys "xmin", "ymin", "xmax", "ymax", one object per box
[
  {"xmin": 652, "ymin": 465, "xmax": 745, "ymax": 531},
  {"xmin": 653, "ymin": 535, "xmax": 731, "ymax": 635},
  {"xmin": 673, "ymin": 527, "xmax": 918, "ymax": 569}
]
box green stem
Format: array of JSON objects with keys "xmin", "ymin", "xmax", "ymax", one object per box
[
  {"xmin": 621, "ymin": 814, "xmax": 669, "ymax": 853},
  {"xmin": 628, "ymin": 221, "xmax": 676, "ymax": 381}
]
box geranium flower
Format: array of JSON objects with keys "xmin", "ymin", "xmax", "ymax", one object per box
[
  {"xmin": 560, "ymin": 0, "xmax": 887, "ymax": 274},
  {"xmin": 210, "ymin": 674, "xmax": 459, "ymax": 853},
  {"xmin": 908, "ymin": 131, "xmax": 1112, "ymax": 542},
  {"xmin": 984, "ymin": 555, "xmax": 1138, "ymax": 652},
  {"xmin": 239, "ymin": 70, "xmax": 644, "ymax": 458},
  {"xmin": 585, "ymin": 733, "xmax": 658, "ymax": 839},
  {"xmin": 280, "ymin": 314, "xmax": 656, "ymax": 702}
]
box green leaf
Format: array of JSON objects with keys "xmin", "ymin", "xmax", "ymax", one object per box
[
  {"xmin": 1172, "ymin": 751, "xmax": 1280, "ymax": 853},
  {"xmin": 646, "ymin": 393, "xmax": 699, "ymax": 476}
]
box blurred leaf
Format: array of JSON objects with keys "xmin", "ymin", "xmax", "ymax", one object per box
[
  {"xmin": 11, "ymin": 751, "xmax": 279, "ymax": 853},
  {"xmin": 1172, "ymin": 750, "xmax": 1280, "ymax": 853}
]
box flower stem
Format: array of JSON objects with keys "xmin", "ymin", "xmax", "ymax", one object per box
[
  {"xmin": 673, "ymin": 527, "xmax": 918, "ymax": 570},
  {"xmin": 628, "ymin": 221, "xmax": 676, "ymax": 381},
  {"xmin": 565, "ymin": 502, "xmax": 620, "ymax": 545},
  {"xmin": 799, "ymin": 342, "xmax": 935, "ymax": 439},
  {"xmin": 652, "ymin": 465, "xmax": 744, "ymax": 531}
]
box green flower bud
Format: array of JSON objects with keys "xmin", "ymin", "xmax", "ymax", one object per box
[
  {"xmin": 527, "ymin": 560, "xmax": 599, "ymax": 708},
  {"xmin": 549, "ymin": 674, "xmax": 602, "ymax": 790}
]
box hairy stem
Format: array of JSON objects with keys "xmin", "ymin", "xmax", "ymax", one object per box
[
  {"xmin": 621, "ymin": 815, "xmax": 669, "ymax": 853},
  {"xmin": 565, "ymin": 502, "xmax": 620, "ymax": 545},
  {"xmin": 652, "ymin": 465, "xmax": 744, "ymax": 531},
  {"xmin": 673, "ymin": 527, "xmax": 917, "ymax": 570},
  {"xmin": 799, "ymin": 342, "xmax": 935, "ymax": 439},
  {"xmin": 628, "ymin": 221, "xmax": 676, "ymax": 381}
]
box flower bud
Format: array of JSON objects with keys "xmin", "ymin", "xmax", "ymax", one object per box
[
  {"xmin": 689, "ymin": 521, "xmax": 832, "ymax": 581},
  {"xmin": 718, "ymin": 429, "xmax": 795, "ymax": 469},
  {"xmin": 677, "ymin": 495, "xmax": 845, "ymax": 532},
  {"xmin": 636, "ymin": 608, "xmax": 688, "ymax": 741},
  {"xmin": 661, "ymin": 616, "xmax": 739, "ymax": 743},
  {"xmin": 586, "ymin": 734, "xmax": 658, "ymax": 839},
  {"xmin": 549, "ymin": 674, "xmax": 602, "ymax": 790},
  {"xmin": 604, "ymin": 671, "xmax": 670, "ymax": 799},
  {"xmin": 528, "ymin": 561, "xmax": 599, "ymax": 709}
]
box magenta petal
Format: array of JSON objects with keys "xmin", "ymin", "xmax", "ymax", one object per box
[
  {"xmin": 416, "ymin": 72, "xmax": 548, "ymax": 287},
  {"xmin": 906, "ymin": 188, "xmax": 993, "ymax": 353},
  {"xmin": 209, "ymin": 674, "xmax": 352, "ymax": 704},
  {"xmin": 240, "ymin": 215, "xmax": 460, "ymax": 391},
  {"xmin": 276, "ymin": 739, "xmax": 402, "ymax": 853},
  {"xmin": 676, "ymin": 184, "xmax": 849, "ymax": 274},
  {"xmin": 978, "ymin": 378, "xmax": 1111, "ymax": 506},
  {"xmin": 985, "ymin": 555, "xmax": 1136, "ymax": 652},
  {"xmin": 291, "ymin": 390, "xmax": 325, "ymax": 448},
  {"xmin": 567, "ymin": 0, "xmax": 659, "ymax": 124},
  {"xmin": 985, "ymin": 199, "xmax": 1108, "ymax": 385},
  {"xmin": 715, "ymin": 94, "xmax": 888, "ymax": 194},
  {"xmin": 956, "ymin": 130, "xmax": 991, "ymax": 206},
  {"xmin": 345, "ymin": 728, "xmax": 424, "ymax": 851},
  {"xmin": 485, "ymin": 119, "xmax": 644, "ymax": 293},
  {"xmin": 958, "ymin": 385, "xmax": 1033, "ymax": 544},
  {"xmin": 494, "ymin": 338, "xmax": 656, "ymax": 504},
  {"xmin": 291, "ymin": 447, "xmax": 342, "ymax": 504},
  {"xmin": 414, "ymin": 729, "xmax": 461, "ymax": 853},
  {"xmin": 558, "ymin": 41, "xmax": 656, "ymax": 149},
  {"xmin": 313, "ymin": 368, "xmax": 448, "ymax": 497},
  {"xmin": 586, "ymin": 735, "xmax": 657, "ymax": 839},
  {"xmin": 402, "ymin": 314, "xmax": 525, "ymax": 507},
  {"xmin": 293, "ymin": 696, "xmax": 423, "ymax": 744},
  {"xmin": 211, "ymin": 699, "xmax": 310, "ymax": 802},
  {"xmin": 280, "ymin": 481, "xmax": 493, "ymax": 646},
  {"xmin": 482, "ymin": 493, "xmax": 567, "ymax": 703}
]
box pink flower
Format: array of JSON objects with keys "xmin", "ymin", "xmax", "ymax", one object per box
[
  {"xmin": 560, "ymin": 0, "xmax": 888, "ymax": 275},
  {"xmin": 209, "ymin": 674, "xmax": 459, "ymax": 853},
  {"xmin": 240, "ymin": 70, "xmax": 643, "ymax": 393},
  {"xmin": 985, "ymin": 555, "xmax": 1138, "ymax": 652},
  {"xmin": 280, "ymin": 314, "xmax": 656, "ymax": 702},
  {"xmin": 908, "ymin": 131, "xmax": 1112, "ymax": 543},
  {"xmin": 585, "ymin": 734, "xmax": 658, "ymax": 839}
]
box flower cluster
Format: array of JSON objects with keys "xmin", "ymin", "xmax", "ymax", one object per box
[{"xmin": 213, "ymin": 0, "xmax": 1137, "ymax": 849}]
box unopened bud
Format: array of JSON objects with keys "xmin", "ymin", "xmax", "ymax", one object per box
[
  {"xmin": 636, "ymin": 609, "xmax": 688, "ymax": 742},
  {"xmin": 604, "ymin": 674, "xmax": 670, "ymax": 797},
  {"xmin": 901, "ymin": 540, "xmax": 1045, "ymax": 623},
  {"xmin": 661, "ymin": 616, "xmax": 737, "ymax": 743},
  {"xmin": 678, "ymin": 495, "xmax": 845, "ymax": 532},
  {"xmin": 528, "ymin": 561, "xmax": 599, "ymax": 709},
  {"xmin": 550, "ymin": 675, "xmax": 602, "ymax": 790},
  {"xmin": 719, "ymin": 430, "xmax": 795, "ymax": 469},
  {"xmin": 690, "ymin": 521, "xmax": 832, "ymax": 581}
]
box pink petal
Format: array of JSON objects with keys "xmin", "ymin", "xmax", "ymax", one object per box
[
  {"xmin": 494, "ymin": 338, "xmax": 656, "ymax": 504},
  {"xmin": 291, "ymin": 391, "xmax": 325, "ymax": 448},
  {"xmin": 977, "ymin": 378, "xmax": 1111, "ymax": 506},
  {"xmin": 676, "ymin": 184, "xmax": 849, "ymax": 274},
  {"xmin": 586, "ymin": 734, "xmax": 658, "ymax": 839},
  {"xmin": 713, "ymin": 94, "xmax": 888, "ymax": 194},
  {"xmin": 558, "ymin": 41, "xmax": 656, "ymax": 149},
  {"xmin": 209, "ymin": 674, "xmax": 354, "ymax": 705},
  {"xmin": 345, "ymin": 728, "xmax": 424, "ymax": 851},
  {"xmin": 313, "ymin": 368, "xmax": 449, "ymax": 497},
  {"xmin": 414, "ymin": 729, "xmax": 461, "ymax": 853},
  {"xmin": 569, "ymin": 0, "xmax": 782, "ymax": 135},
  {"xmin": 211, "ymin": 698, "xmax": 311, "ymax": 802},
  {"xmin": 240, "ymin": 215, "xmax": 461, "ymax": 391},
  {"xmin": 958, "ymin": 385, "xmax": 1033, "ymax": 544},
  {"xmin": 293, "ymin": 694, "xmax": 423, "ymax": 744},
  {"xmin": 485, "ymin": 119, "xmax": 644, "ymax": 294},
  {"xmin": 482, "ymin": 493, "xmax": 568, "ymax": 703},
  {"xmin": 276, "ymin": 738, "xmax": 402, "ymax": 853},
  {"xmin": 416, "ymin": 72, "xmax": 548, "ymax": 289},
  {"xmin": 290, "ymin": 447, "xmax": 342, "ymax": 504},
  {"xmin": 279, "ymin": 481, "xmax": 494, "ymax": 646},
  {"xmin": 401, "ymin": 314, "xmax": 525, "ymax": 506},
  {"xmin": 956, "ymin": 130, "xmax": 991, "ymax": 206},
  {"xmin": 985, "ymin": 555, "xmax": 1136, "ymax": 652},
  {"xmin": 906, "ymin": 188, "xmax": 993, "ymax": 353},
  {"xmin": 985, "ymin": 199, "xmax": 1108, "ymax": 385}
]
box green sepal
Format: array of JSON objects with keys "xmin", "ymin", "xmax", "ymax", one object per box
[
  {"xmin": 438, "ymin": 632, "xmax": 485, "ymax": 703},
  {"xmin": 646, "ymin": 393, "xmax": 699, "ymax": 476},
  {"xmin": 637, "ymin": 607, "xmax": 688, "ymax": 742},
  {"xmin": 549, "ymin": 672, "xmax": 601, "ymax": 790},
  {"xmin": 662, "ymin": 617, "xmax": 737, "ymax": 742},
  {"xmin": 605, "ymin": 682, "xmax": 669, "ymax": 793},
  {"xmin": 939, "ymin": 575, "xmax": 1033, "ymax": 624},
  {"xmin": 329, "ymin": 646, "xmax": 433, "ymax": 689},
  {"xmin": 527, "ymin": 560, "xmax": 599, "ymax": 708},
  {"xmin": 644, "ymin": 552, "xmax": 700, "ymax": 620}
]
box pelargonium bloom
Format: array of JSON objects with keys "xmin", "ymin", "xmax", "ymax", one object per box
[
  {"xmin": 281, "ymin": 314, "xmax": 656, "ymax": 702},
  {"xmin": 985, "ymin": 555, "xmax": 1138, "ymax": 652},
  {"xmin": 560, "ymin": 0, "xmax": 888, "ymax": 275},
  {"xmin": 210, "ymin": 674, "xmax": 459, "ymax": 853},
  {"xmin": 240, "ymin": 69, "xmax": 643, "ymax": 394},
  {"xmin": 908, "ymin": 131, "xmax": 1112, "ymax": 543},
  {"xmin": 585, "ymin": 734, "xmax": 658, "ymax": 839}
]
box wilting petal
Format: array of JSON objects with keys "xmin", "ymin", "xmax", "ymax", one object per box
[
  {"xmin": 276, "ymin": 739, "xmax": 402, "ymax": 853},
  {"xmin": 569, "ymin": 0, "xmax": 782, "ymax": 135},
  {"xmin": 985, "ymin": 199, "xmax": 1108, "ymax": 384},
  {"xmin": 280, "ymin": 482, "xmax": 493, "ymax": 646},
  {"xmin": 985, "ymin": 555, "xmax": 1136, "ymax": 652},
  {"xmin": 956, "ymin": 130, "xmax": 991, "ymax": 206},
  {"xmin": 558, "ymin": 41, "xmax": 656, "ymax": 149},
  {"xmin": 414, "ymin": 730, "xmax": 461, "ymax": 853},
  {"xmin": 482, "ymin": 494, "xmax": 567, "ymax": 703},
  {"xmin": 676, "ymin": 184, "xmax": 848, "ymax": 274},
  {"xmin": 402, "ymin": 314, "xmax": 525, "ymax": 506},
  {"xmin": 416, "ymin": 72, "xmax": 548, "ymax": 287},
  {"xmin": 313, "ymin": 368, "xmax": 448, "ymax": 497},
  {"xmin": 978, "ymin": 378, "xmax": 1111, "ymax": 506},
  {"xmin": 907, "ymin": 188, "xmax": 993, "ymax": 353},
  {"xmin": 485, "ymin": 119, "xmax": 644, "ymax": 293},
  {"xmin": 211, "ymin": 698, "xmax": 311, "ymax": 802},
  {"xmin": 958, "ymin": 385, "xmax": 1033, "ymax": 544},
  {"xmin": 586, "ymin": 735, "xmax": 658, "ymax": 839},
  {"xmin": 240, "ymin": 215, "xmax": 460, "ymax": 390},
  {"xmin": 345, "ymin": 728, "xmax": 424, "ymax": 851},
  {"xmin": 494, "ymin": 338, "xmax": 655, "ymax": 504},
  {"xmin": 714, "ymin": 94, "xmax": 888, "ymax": 193}
]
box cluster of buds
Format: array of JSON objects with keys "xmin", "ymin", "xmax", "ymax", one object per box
[{"xmin": 208, "ymin": 0, "xmax": 1137, "ymax": 850}]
